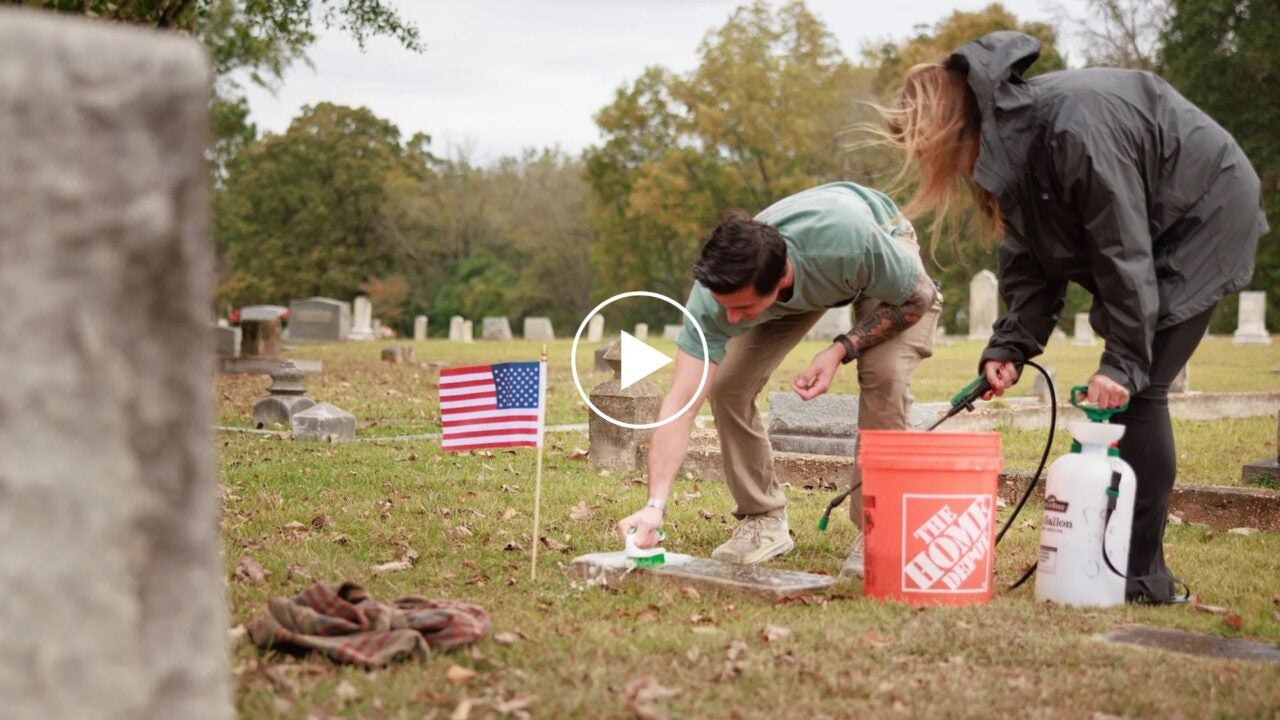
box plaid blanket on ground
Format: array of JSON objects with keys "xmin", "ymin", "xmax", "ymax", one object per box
[{"xmin": 246, "ymin": 581, "xmax": 490, "ymax": 667}]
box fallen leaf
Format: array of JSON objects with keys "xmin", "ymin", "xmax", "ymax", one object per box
[
  {"xmin": 228, "ymin": 624, "xmax": 246, "ymax": 644},
  {"xmin": 454, "ymin": 525, "xmax": 474, "ymax": 538},
  {"xmin": 622, "ymin": 676, "xmax": 680, "ymax": 720},
  {"xmin": 494, "ymin": 694, "xmax": 538, "ymax": 714},
  {"xmin": 681, "ymin": 491, "xmax": 702, "ymax": 502},
  {"xmin": 860, "ymin": 632, "xmax": 892, "ymax": 648},
  {"xmin": 1224, "ymin": 613, "xmax": 1244, "ymax": 631},
  {"xmin": 569, "ymin": 501, "xmax": 600, "ymax": 521},
  {"xmin": 286, "ymin": 563, "xmax": 312, "ymax": 582},
  {"xmin": 685, "ymin": 647, "xmax": 702, "ymax": 665},
  {"xmin": 501, "ymin": 484, "xmax": 520, "ymax": 492},
  {"xmin": 283, "ymin": 520, "xmax": 307, "ymax": 532},
  {"xmin": 567, "ymin": 448, "xmax": 589, "ymax": 460},
  {"xmin": 717, "ymin": 660, "xmax": 746, "ymax": 682},
  {"xmin": 540, "ymin": 536, "xmax": 571, "ymax": 553},
  {"xmin": 760, "ymin": 625, "xmax": 793, "ymax": 643},
  {"xmin": 372, "ymin": 560, "xmax": 412, "ymax": 574},
  {"xmin": 698, "ymin": 509, "xmax": 715, "ymax": 520},
  {"xmin": 446, "ymin": 665, "xmax": 477, "ymax": 685},
  {"xmin": 310, "ymin": 515, "xmax": 329, "ymax": 529},
  {"xmin": 725, "ymin": 638, "xmax": 749, "ymax": 661},
  {"xmin": 333, "ymin": 679, "xmax": 360, "ymax": 704},
  {"xmin": 1166, "ymin": 513, "xmax": 1184, "ymax": 527},
  {"xmin": 689, "ymin": 614, "xmax": 714, "ymax": 625},
  {"xmin": 598, "ymin": 469, "xmax": 612, "ymax": 478},
  {"xmin": 680, "ymin": 587, "xmax": 701, "ymax": 602},
  {"xmin": 501, "ymin": 508, "xmax": 518, "ymax": 521},
  {"xmin": 234, "ymin": 557, "xmax": 270, "ymax": 584},
  {"xmin": 503, "ymin": 541, "xmax": 524, "ymax": 552},
  {"xmin": 1192, "ymin": 598, "xmax": 1229, "ymax": 615},
  {"xmin": 494, "ymin": 630, "xmax": 526, "ymax": 645},
  {"xmin": 636, "ymin": 610, "xmax": 659, "ymax": 623},
  {"xmin": 450, "ymin": 698, "xmax": 477, "ymax": 720}
]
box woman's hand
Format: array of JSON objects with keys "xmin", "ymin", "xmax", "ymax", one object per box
[
  {"xmin": 980, "ymin": 360, "xmax": 1020, "ymax": 400},
  {"xmin": 1085, "ymin": 373, "xmax": 1129, "ymax": 409}
]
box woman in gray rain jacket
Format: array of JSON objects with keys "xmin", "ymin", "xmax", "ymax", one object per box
[{"xmin": 881, "ymin": 31, "xmax": 1267, "ymax": 603}]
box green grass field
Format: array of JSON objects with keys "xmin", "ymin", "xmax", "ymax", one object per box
[{"xmin": 221, "ymin": 335, "xmax": 1280, "ymax": 718}]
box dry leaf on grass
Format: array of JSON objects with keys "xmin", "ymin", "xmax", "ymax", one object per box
[
  {"xmin": 680, "ymin": 586, "xmax": 701, "ymax": 601},
  {"xmin": 503, "ymin": 541, "xmax": 523, "ymax": 552},
  {"xmin": 540, "ymin": 536, "xmax": 572, "ymax": 553},
  {"xmin": 725, "ymin": 637, "xmax": 749, "ymax": 661},
  {"xmin": 494, "ymin": 694, "xmax": 538, "ymax": 714},
  {"xmin": 567, "ymin": 448, "xmax": 589, "ymax": 460},
  {"xmin": 494, "ymin": 630, "xmax": 527, "ymax": 645},
  {"xmin": 450, "ymin": 698, "xmax": 477, "ymax": 720},
  {"xmin": 860, "ymin": 632, "xmax": 892, "ymax": 648},
  {"xmin": 286, "ymin": 563, "xmax": 312, "ymax": 582},
  {"xmin": 501, "ymin": 508, "xmax": 518, "ymax": 521},
  {"xmin": 569, "ymin": 501, "xmax": 600, "ymax": 521},
  {"xmin": 234, "ymin": 557, "xmax": 270, "ymax": 584},
  {"xmin": 454, "ymin": 525, "xmax": 474, "ymax": 538},
  {"xmin": 446, "ymin": 665, "xmax": 477, "ymax": 685},
  {"xmin": 760, "ymin": 625, "xmax": 793, "ymax": 643},
  {"xmin": 621, "ymin": 676, "xmax": 680, "ymax": 720},
  {"xmin": 310, "ymin": 515, "xmax": 329, "ymax": 529},
  {"xmin": 1191, "ymin": 597, "xmax": 1229, "ymax": 615},
  {"xmin": 372, "ymin": 560, "xmax": 412, "ymax": 574},
  {"xmin": 283, "ymin": 520, "xmax": 307, "ymax": 532},
  {"xmin": 1224, "ymin": 613, "xmax": 1244, "ymax": 631},
  {"xmin": 698, "ymin": 509, "xmax": 715, "ymax": 520},
  {"xmin": 333, "ymin": 679, "xmax": 360, "ymax": 704}
]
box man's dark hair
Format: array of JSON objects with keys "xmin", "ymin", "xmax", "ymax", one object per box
[{"xmin": 691, "ymin": 210, "xmax": 788, "ymax": 295}]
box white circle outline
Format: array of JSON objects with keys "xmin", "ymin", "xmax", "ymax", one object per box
[{"xmin": 570, "ymin": 291, "xmax": 709, "ymax": 430}]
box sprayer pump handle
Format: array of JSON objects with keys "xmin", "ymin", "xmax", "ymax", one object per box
[{"xmin": 1070, "ymin": 384, "xmax": 1129, "ymax": 421}]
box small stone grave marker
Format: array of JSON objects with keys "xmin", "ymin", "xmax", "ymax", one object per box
[{"xmin": 567, "ymin": 552, "xmax": 834, "ymax": 602}]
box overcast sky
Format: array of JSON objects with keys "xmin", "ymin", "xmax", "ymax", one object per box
[{"xmin": 241, "ymin": 0, "xmax": 1086, "ymax": 164}]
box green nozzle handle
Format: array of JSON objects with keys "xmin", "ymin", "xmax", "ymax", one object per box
[{"xmin": 1070, "ymin": 385, "xmax": 1129, "ymax": 421}]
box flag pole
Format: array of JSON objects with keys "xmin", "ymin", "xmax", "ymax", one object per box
[{"xmin": 531, "ymin": 344, "xmax": 547, "ymax": 581}]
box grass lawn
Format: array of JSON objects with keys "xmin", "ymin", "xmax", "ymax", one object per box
[{"xmin": 221, "ymin": 336, "xmax": 1280, "ymax": 718}]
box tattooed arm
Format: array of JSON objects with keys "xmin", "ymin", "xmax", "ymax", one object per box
[
  {"xmin": 792, "ymin": 268, "xmax": 936, "ymax": 401},
  {"xmin": 844, "ymin": 268, "xmax": 936, "ymax": 354}
]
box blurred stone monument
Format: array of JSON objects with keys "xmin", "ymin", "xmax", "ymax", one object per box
[
  {"xmin": 587, "ymin": 314, "xmax": 605, "ymax": 342},
  {"xmin": 967, "ymin": 270, "xmax": 998, "ymax": 341},
  {"xmin": 482, "ymin": 316, "xmax": 512, "ymax": 340},
  {"xmin": 252, "ymin": 361, "xmax": 315, "ymax": 428},
  {"xmin": 348, "ymin": 295, "xmax": 375, "ymax": 341},
  {"xmin": 588, "ymin": 342, "xmax": 661, "ymax": 472},
  {"xmin": 1233, "ymin": 291, "xmax": 1271, "ymax": 344},
  {"xmin": 414, "ymin": 315, "xmax": 428, "ymax": 341},
  {"xmin": 0, "ymin": 10, "xmax": 232, "ymax": 716}
]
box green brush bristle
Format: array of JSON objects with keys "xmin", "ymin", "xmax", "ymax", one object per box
[{"xmin": 632, "ymin": 552, "xmax": 665, "ymax": 567}]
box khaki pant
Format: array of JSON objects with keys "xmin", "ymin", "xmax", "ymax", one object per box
[{"xmin": 710, "ymin": 272, "xmax": 940, "ymax": 527}]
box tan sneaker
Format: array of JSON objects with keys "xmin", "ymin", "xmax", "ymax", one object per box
[
  {"xmin": 838, "ymin": 533, "xmax": 864, "ymax": 580},
  {"xmin": 711, "ymin": 509, "xmax": 794, "ymax": 564}
]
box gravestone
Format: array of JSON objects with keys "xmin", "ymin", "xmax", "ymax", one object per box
[
  {"xmin": 589, "ymin": 342, "xmax": 661, "ymax": 472},
  {"xmin": 662, "ymin": 324, "xmax": 683, "ymax": 342},
  {"xmin": 967, "ymin": 270, "xmax": 998, "ymax": 341},
  {"xmin": 482, "ymin": 316, "xmax": 512, "ymax": 340},
  {"xmin": 594, "ymin": 338, "xmax": 617, "ymax": 372},
  {"xmin": 767, "ymin": 392, "xmax": 937, "ymax": 455},
  {"xmin": 587, "ymin": 314, "xmax": 605, "ymax": 342},
  {"xmin": 524, "ymin": 316, "xmax": 554, "ymax": 341},
  {"xmin": 291, "ymin": 402, "xmax": 356, "ymax": 442},
  {"xmin": 1031, "ymin": 365, "xmax": 1058, "ymax": 403},
  {"xmin": 1170, "ymin": 365, "xmax": 1190, "ymax": 394},
  {"xmin": 381, "ymin": 345, "xmax": 415, "ymax": 364},
  {"xmin": 449, "ymin": 315, "xmax": 466, "ymax": 342},
  {"xmin": 288, "ymin": 297, "xmax": 349, "ymax": 343},
  {"xmin": 462, "ymin": 319, "xmax": 474, "ymax": 343},
  {"xmin": 252, "ymin": 361, "xmax": 315, "ymax": 428},
  {"xmin": 805, "ymin": 306, "xmax": 852, "ymax": 341},
  {"xmin": 934, "ymin": 325, "xmax": 955, "ymax": 347},
  {"xmin": 240, "ymin": 317, "xmax": 282, "ymax": 358},
  {"xmin": 1072, "ymin": 313, "xmax": 1097, "ymax": 346},
  {"xmin": 1232, "ymin": 291, "xmax": 1271, "ymax": 344},
  {"xmin": 633, "ymin": 323, "xmax": 649, "ymax": 341},
  {"xmin": 1242, "ymin": 411, "xmax": 1280, "ymax": 487},
  {"xmin": 414, "ymin": 315, "xmax": 428, "ymax": 341},
  {"xmin": 567, "ymin": 552, "xmax": 834, "ymax": 601},
  {"xmin": 1099, "ymin": 625, "xmax": 1280, "ymax": 663},
  {"xmin": 0, "ymin": 10, "xmax": 232, "ymax": 717},
  {"xmin": 213, "ymin": 325, "xmax": 240, "ymax": 358},
  {"xmin": 348, "ymin": 295, "xmax": 375, "ymax": 341},
  {"xmin": 1049, "ymin": 327, "xmax": 1069, "ymax": 344}
]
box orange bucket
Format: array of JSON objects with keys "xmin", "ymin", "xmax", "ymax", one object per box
[{"xmin": 858, "ymin": 430, "xmax": 1002, "ymax": 606}]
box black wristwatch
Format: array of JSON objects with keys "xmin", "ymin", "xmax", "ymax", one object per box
[{"xmin": 832, "ymin": 334, "xmax": 859, "ymax": 364}]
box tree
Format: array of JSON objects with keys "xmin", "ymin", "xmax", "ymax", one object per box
[
  {"xmin": 214, "ymin": 103, "xmax": 419, "ymax": 306},
  {"xmin": 1052, "ymin": 0, "xmax": 1169, "ymax": 70},
  {"xmin": 587, "ymin": 0, "xmax": 862, "ymax": 324},
  {"xmin": 1161, "ymin": 0, "xmax": 1279, "ymax": 331}
]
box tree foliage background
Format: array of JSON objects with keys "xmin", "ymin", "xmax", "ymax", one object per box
[{"xmin": 24, "ymin": 0, "xmax": 1274, "ymax": 335}]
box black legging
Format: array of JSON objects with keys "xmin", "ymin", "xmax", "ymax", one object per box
[{"xmin": 1114, "ymin": 304, "xmax": 1218, "ymax": 602}]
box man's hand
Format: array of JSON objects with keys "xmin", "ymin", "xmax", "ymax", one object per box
[
  {"xmin": 981, "ymin": 360, "xmax": 1020, "ymax": 400},
  {"xmin": 1086, "ymin": 373, "xmax": 1129, "ymax": 409},
  {"xmin": 793, "ymin": 345, "xmax": 844, "ymax": 401},
  {"xmin": 616, "ymin": 506, "xmax": 664, "ymax": 549}
]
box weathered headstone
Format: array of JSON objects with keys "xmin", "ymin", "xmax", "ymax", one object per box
[
  {"xmin": 662, "ymin": 324, "xmax": 683, "ymax": 342},
  {"xmin": 804, "ymin": 306, "xmax": 852, "ymax": 341},
  {"xmin": 414, "ymin": 315, "xmax": 428, "ymax": 341},
  {"xmin": 348, "ymin": 295, "xmax": 375, "ymax": 341},
  {"xmin": 524, "ymin": 316, "xmax": 554, "ymax": 341},
  {"xmin": 462, "ymin": 319, "xmax": 474, "ymax": 343},
  {"xmin": 213, "ymin": 325, "xmax": 241, "ymax": 358},
  {"xmin": 633, "ymin": 323, "xmax": 649, "ymax": 341},
  {"xmin": 1099, "ymin": 625, "xmax": 1280, "ymax": 663},
  {"xmin": 0, "ymin": 11, "xmax": 232, "ymax": 716},
  {"xmin": 1232, "ymin": 291, "xmax": 1271, "ymax": 344},
  {"xmin": 291, "ymin": 402, "xmax": 356, "ymax": 442},
  {"xmin": 1049, "ymin": 327, "xmax": 1069, "ymax": 345},
  {"xmin": 1031, "ymin": 365, "xmax": 1058, "ymax": 403},
  {"xmin": 588, "ymin": 342, "xmax": 661, "ymax": 472},
  {"xmin": 1072, "ymin": 312, "xmax": 1097, "ymax": 346},
  {"xmin": 449, "ymin": 315, "xmax": 466, "ymax": 342},
  {"xmin": 288, "ymin": 297, "xmax": 349, "ymax": 343},
  {"xmin": 1169, "ymin": 365, "xmax": 1190, "ymax": 394},
  {"xmin": 967, "ymin": 270, "xmax": 998, "ymax": 341},
  {"xmin": 482, "ymin": 316, "xmax": 512, "ymax": 340},
  {"xmin": 594, "ymin": 338, "xmax": 617, "ymax": 372},
  {"xmin": 767, "ymin": 392, "xmax": 938, "ymax": 455},
  {"xmin": 1242, "ymin": 411, "xmax": 1280, "ymax": 487},
  {"xmin": 240, "ymin": 317, "xmax": 282, "ymax": 358},
  {"xmin": 567, "ymin": 553, "xmax": 834, "ymax": 601},
  {"xmin": 252, "ymin": 361, "xmax": 315, "ymax": 428},
  {"xmin": 587, "ymin": 314, "xmax": 605, "ymax": 342},
  {"xmin": 381, "ymin": 345, "xmax": 415, "ymax": 364},
  {"xmin": 934, "ymin": 324, "xmax": 955, "ymax": 347}
]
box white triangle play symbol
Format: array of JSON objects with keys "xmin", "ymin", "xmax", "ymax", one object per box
[{"xmin": 619, "ymin": 330, "xmax": 673, "ymax": 390}]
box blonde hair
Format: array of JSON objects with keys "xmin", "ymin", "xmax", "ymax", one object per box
[{"xmin": 872, "ymin": 63, "xmax": 1001, "ymax": 261}]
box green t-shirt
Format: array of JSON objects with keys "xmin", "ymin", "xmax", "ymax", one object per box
[{"xmin": 676, "ymin": 182, "xmax": 920, "ymax": 364}]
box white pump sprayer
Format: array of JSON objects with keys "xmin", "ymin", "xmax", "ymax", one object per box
[{"xmin": 1034, "ymin": 386, "xmax": 1136, "ymax": 607}]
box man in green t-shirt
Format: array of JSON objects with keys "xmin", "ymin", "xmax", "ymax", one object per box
[{"xmin": 615, "ymin": 182, "xmax": 941, "ymax": 577}]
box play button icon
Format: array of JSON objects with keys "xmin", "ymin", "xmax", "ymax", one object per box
[
  {"xmin": 619, "ymin": 330, "xmax": 672, "ymax": 390},
  {"xmin": 570, "ymin": 291, "xmax": 709, "ymax": 430}
]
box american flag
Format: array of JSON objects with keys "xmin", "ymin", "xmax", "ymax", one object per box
[{"xmin": 439, "ymin": 361, "xmax": 546, "ymax": 451}]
